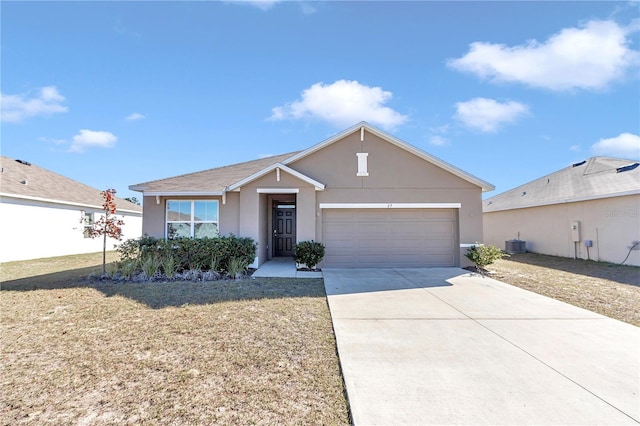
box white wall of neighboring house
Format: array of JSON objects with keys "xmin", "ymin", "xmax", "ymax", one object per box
[
  {"xmin": 0, "ymin": 197, "xmax": 143, "ymax": 263},
  {"xmin": 483, "ymin": 194, "xmax": 640, "ymax": 267}
]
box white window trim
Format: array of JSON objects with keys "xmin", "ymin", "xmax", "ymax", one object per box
[
  {"xmin": 166, "ymin": 200, "xmax": 220, "ymax": 239},
  {"xmin": 257, "ymin": 188, "xmax": 299, "ymax": 194},
  {"xmin": 319, "ymin": 203, "xmax": 461, "ymax": 209}
]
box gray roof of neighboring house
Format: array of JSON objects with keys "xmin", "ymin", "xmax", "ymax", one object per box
[
  {"xmin": 129, "ymin": 151, "xmax": 301, "ymax": 194},
  {"xmin": 483, "ymin": 156, "xmax": 640, "ymax": 213},
  {"xmin": 0, "ymin": 156, "xmax": 142, "ymax": 213}
]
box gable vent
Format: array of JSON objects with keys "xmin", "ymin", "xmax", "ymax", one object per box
[{"xmin": 616, "ymin": 163, "xmax": 639, "ymax": 173}]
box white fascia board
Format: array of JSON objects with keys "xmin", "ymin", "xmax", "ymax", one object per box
[
  {"xmin": 319, "ymin": 203, "xmax": 461, "ymax": 209},
  {"xmin": 257, "ymin": 188, "xmax": 299, "ymax": 194},
  {"xmin": 484, "ymin": 190, "xmax": 640, "ymax": 213},
  {"xmin": 143, "ymin": 191, "xmax": 224, "ymax": 197},
  {"xmin": 227, "ymin": 163, "xmax": 325, "ymax": 191},
  {"xmin": 0, "ymin": 193, "xmax": 143, "ymax": 215},
  {"xmin": 282, "ymin": 121, "xmax": 495, "ymax": 192}
]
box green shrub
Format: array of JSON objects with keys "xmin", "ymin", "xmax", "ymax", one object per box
[
  {"xmin": 115, "ymin": 234, "xmax": 257, "ymax": 277},
  {"xmin": 142, "ymin": 255, "xmax": 161, "ymax": 278},
  {"xmin": 465, "ymin": 243, "xmax": 509, "ymax": 274},
  {"xmin": 161, "ymin": 255, "xmax": 178, "ymax": 279},
  {"xmin": 209, "ymin": 255, "xmax": 221, "ymax": 273},
  {"xmin": 227, "ymin": 256, "xmax": 249, "ymax": 279},
  {"xmin": 119, "ymin": 260, "xmax": 138, "ymax": 279},
  {"xmin": 293, "ymin": 240, "xmax": 325, "ymax": 270}
]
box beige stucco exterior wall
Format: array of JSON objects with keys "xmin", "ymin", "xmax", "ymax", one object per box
[
  {"xmin": 220, "ymin": 192, "xmax": 240, "ymax": 236},
  {"xmin": 141, "ymin": 196, "xmax": 165, "ymax": 237},
  {"xmin": 483, "ymin": 194, "xmax": 640, "ymax": 266},
  {"xmin": 291, "ymin": 131, "xmax": 484, "ymax": 267}
]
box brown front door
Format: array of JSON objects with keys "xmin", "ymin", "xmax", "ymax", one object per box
[{"xmin": 273, "ymin": 204, "xmax": 296, "ymax": 257}]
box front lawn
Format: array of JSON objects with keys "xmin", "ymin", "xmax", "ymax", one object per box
[{"xmin": 0, "ymin": 254, "xmax": 350, "ymax": 425}]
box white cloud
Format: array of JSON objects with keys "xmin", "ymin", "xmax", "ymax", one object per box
[
  {"xmin": 125, "ymin": 112, "xmax": 145, "ymax": 121},
  {"xmin": 448, "ymin": 20, "xmax": 639, "ymax": 91},
  {"xmin": 227, "ymin": 0, "xmax": 282, "ymax": 10},
  {"xmin": 300, "ymin": 2, "xmax": 317, "ymax": 15},
  {"xmin": 591, "ymin": 133, "xmax": 640, "ymax": 159},
  {"xmin": 1, "ymin": 86, "xmax": 68, "ymax": 122},
  {"xmin": 38, "ymin": 136, "xmax": 67, "ymax": 145},
  {"xmin": 70, "ymin": 129, "xmax": 118, "ymax": 153},
  {"xmin": 270, "ymin": 80, "xmax": 408, "ymax": 130},
  {"xmin": 454, "ymin": 98, "xmax": 529, "ymax": 133},
  {"xmin": 429, "ymin": 135, "xmax": 449, "ymax": 146},
  {"xmin": 570, "ymin": 144, "xmax": 581, "ymax": 152}
]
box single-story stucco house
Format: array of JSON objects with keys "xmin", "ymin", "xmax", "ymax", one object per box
[
  {"xmin": 483, "ymin": 156, "xmax": 640, "ymax": 266},
  {"xmin": 0, "ymin": 156, "xmax": 143, "ymax": 263},
  {"xmin": 130, "ymin": 122, "xmax": 494, "ymax": 268}
]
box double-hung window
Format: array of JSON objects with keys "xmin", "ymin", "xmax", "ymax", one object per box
[
  {"xmin": 82, "ymin": 212, "xmax": 94, "ymax": 238},
  {"xmin": 166, "ymin": 200, "xmax": 219, "ymax": 239}
]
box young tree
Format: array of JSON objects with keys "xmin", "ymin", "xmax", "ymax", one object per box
[{"xmin": 86, "ymin": 188, "xmax": 125, "ymax": 275}]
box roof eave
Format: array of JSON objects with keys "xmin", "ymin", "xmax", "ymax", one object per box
[
  {"xmin": 484, "ymin": 189, "xmax": 640, "ymax": 213},
  {"xmin": 0, "ymin": 192, "xmax": 143, "ymax": 214},
  {"xmin": 139, "ymin": 191, "xmax": 225, "ymax": 197}
]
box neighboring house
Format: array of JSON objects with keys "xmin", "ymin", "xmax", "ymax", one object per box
[
  {"xmin": 483, "ymin": 157, "xmax": 640, "ymax": 266},
  {"xmin": 0, "ymin": 156, "xmax": 143, "ymax": 263},
  {"xmin": 130, "ymin": 122, "xmax": 494, "ymax": 268}
]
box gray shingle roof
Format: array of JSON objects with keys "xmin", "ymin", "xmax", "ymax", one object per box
[
  {"xmin": 484, "ymin": 156, "xmax": 640, "ymax": 212},
  {"xmin": 1, "ymin": 156, "xmax": 142, "ymax": 213},
  {"xmin": 129, "ymin": 151, "xmax": 300, "ymax": 193}
]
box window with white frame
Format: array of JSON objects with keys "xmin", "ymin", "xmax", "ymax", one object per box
[
  {"xmin": 166, "ymin": 200, "xmax": 219, "ymax": 239},
  {"xmin": 82, "ymin": 212, "xmax": 94, "ymax": 238}
]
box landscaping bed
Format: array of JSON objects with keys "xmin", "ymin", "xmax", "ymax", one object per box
[
  {"xmin": 0, "ymin": 253, "xmax": 350, "ymax": 425},
  {"xmin": 486, "ymin": 252, "xmax": 640, "ymax": 326}
]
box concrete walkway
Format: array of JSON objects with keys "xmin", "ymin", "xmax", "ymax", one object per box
[
  {"xmin": 323, "ymin": 267, "xmax": 640, "ymax": 426},
  {"xmin": 252, "ymin": 257, "xmax": 323, "ymax": 278}
]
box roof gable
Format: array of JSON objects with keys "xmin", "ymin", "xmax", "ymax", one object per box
[
  {"xmin": 227, "ymin": 163, "xmax": 325, "ymax": 191},
  {"xmin": 1, "ymin": 156, "xmax": 142, "ymax": 213},
  {"xmin": 484, "ymin": 157, "xmax": 640, "ymax": 212},
  {"xmin": 284, "ymin": 122, "xmax": 495, "ymax": 192}
]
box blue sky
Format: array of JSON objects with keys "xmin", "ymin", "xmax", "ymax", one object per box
[{"xmin": 2, "ymin": 1, "xmax": 639, "ymax": 202}]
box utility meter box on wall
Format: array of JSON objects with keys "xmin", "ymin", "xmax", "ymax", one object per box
[{"xmin": 571, "ymin": 221, "xmax": 581, "ymax": 242}]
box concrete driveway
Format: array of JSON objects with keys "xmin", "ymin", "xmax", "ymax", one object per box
[{"xmin": 323, "ymin": 268, "xmax": 640, "ymax": 426}]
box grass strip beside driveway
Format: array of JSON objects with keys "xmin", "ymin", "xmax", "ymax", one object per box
[{"xmin": 1, "ymin": 264, "xmax": 350, "ymax": 425}]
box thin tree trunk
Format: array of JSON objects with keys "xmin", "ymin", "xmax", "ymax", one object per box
[{"xmin": 103, "ymin": 230, "xmax": 107, "ymax": 275}]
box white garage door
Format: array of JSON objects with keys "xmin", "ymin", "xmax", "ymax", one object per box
[{"xmin": 323, "ymin": 209, "xmax": 457, "ymax": 267}]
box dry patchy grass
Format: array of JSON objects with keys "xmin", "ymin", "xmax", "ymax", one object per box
[
  {"xmin": 488, "ymin": 252, "xmax": 640, "ymax": 326},
  {"xmin": 0, "ymin": 255, "xmax": 350, "ymax": 425},
  {"xmin": 1, "ymin": 251, "xmax": 120, "ymax": 286}
]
